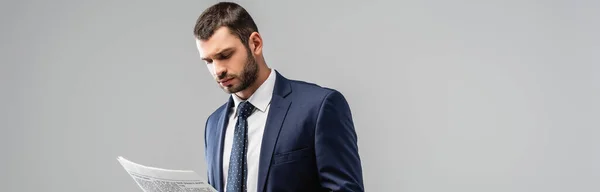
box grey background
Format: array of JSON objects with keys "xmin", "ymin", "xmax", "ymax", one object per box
[{"xmin": 1, "ymin": 0, "xmax": 598, "ymax": 191}]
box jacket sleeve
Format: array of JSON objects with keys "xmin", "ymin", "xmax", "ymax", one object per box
[{"xmin": 314, "ymin": 90, "xmax": 364, "ymax": 192}]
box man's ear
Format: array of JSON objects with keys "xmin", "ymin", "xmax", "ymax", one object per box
[{"xmin": 248, "ymin": 32, "xmax": 262, "ymax": 55}]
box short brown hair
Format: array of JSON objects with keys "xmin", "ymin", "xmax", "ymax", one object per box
[{"xmin": 193, "ymin": 2, "xmax": 259, "ymax": 49}]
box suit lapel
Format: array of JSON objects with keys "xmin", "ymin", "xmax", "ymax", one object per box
[
  {"xmin": 257, "ymin": 71, "xmax": 292, "ymax": 192},
  {"xmin": 215, "ymin": 97, "xmax": 233, "ymax": 191}
]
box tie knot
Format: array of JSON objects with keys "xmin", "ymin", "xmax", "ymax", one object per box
[{"xmin": 237, "ymin": 101, "xmax": 255, "ymax": 119}]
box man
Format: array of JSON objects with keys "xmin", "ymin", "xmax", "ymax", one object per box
[{"xmin": 193, "ymin": 2, "xmax": 364, "ymax": 192}]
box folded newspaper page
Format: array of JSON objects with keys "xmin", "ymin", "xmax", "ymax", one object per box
[{"xmin": 117, "ymin": 156, "xmax": 217, "ymax": 192}]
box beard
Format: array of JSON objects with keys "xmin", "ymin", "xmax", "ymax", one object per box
[{"xmin": 219, "ymin": 48, "xmax": 259, "ymax": 94}]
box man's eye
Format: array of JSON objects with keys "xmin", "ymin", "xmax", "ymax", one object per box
[
  {"xmin": 219, "ymin": 54, "xmax": 231, "ymax": 59},
  {"xmin": 205, "ymin": 59, "xmax": 213, "ymax": 64}
]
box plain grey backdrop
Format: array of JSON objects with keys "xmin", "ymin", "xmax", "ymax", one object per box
[{"xmin": 1, "ymin": 0, "xmax": 598, "ymax": 191}]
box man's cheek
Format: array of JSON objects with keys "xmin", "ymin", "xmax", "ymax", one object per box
[{"xmin": 206, "ymin": 64, "xmax": 216, "ymax": 77}]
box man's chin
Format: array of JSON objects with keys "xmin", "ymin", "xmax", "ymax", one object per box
[{"xmin": 221, "ymin": 86, "xmax": 239, "ymax": 94}]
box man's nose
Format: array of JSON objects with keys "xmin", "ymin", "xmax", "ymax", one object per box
[{"xmin": 211, "ymin": 61, "xmax": 227, "ymax": 78}]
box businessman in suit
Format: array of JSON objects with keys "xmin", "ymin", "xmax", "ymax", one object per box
[{"xmin": 193, "ymin": 2, "xmax": 364, "ymax": 192}]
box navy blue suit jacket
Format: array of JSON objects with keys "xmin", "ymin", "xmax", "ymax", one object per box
[{"xmin": 204, "ymin": 71, "xmax": 364, "ymax": 192}]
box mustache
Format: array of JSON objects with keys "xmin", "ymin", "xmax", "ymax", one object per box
[{"xmin": 216, "ymin": 72, "xmax": 237, "ymax": 81}]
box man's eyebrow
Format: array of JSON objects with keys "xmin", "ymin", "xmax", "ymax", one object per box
[{"xmin": 201, "ymin": 47, "xmax": 234, "ymax": 60}]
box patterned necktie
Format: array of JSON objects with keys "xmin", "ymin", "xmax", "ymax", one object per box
[{"xmin": 226, "ymin": 101, "xmax": 255, "ymax": 192}]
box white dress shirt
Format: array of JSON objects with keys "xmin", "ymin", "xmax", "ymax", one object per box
[{"xmin": 222, "ymin": 68, "xmax": 276, "ymax": 192}]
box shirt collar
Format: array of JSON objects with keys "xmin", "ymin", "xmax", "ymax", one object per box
[{"xmin": 231, "ymin": 68, "xmax": 276, "ymax": 114}]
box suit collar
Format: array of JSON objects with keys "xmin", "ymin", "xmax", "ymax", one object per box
[{"xmin": 273, "ymin": 70, "xmax": 292, "ymax": 98}]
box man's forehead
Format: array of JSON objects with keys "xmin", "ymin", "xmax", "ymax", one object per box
[{"xmin": 196, "ymin": 27, "xmax": 239, "ymax": 57}]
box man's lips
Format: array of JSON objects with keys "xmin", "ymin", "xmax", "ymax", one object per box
[{"xmin": 219, "ymin": 77, "xmax": 234, "ymax": 86}]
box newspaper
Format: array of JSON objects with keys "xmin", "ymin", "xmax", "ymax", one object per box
[{"xmin": 117, "ymin": 156, "xmax": 217, "ymax": 192}]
